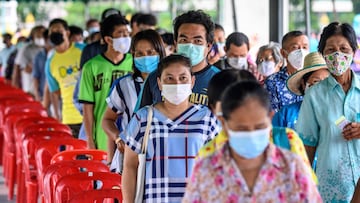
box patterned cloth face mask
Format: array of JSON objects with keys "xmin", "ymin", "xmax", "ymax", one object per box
[{"xmin": 324, "ymin": 51, "xmax": 353, "ymax": 76}]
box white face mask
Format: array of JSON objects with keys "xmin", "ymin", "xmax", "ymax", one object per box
[
  {"xmin": 161, "ymin": 84, "xmax": 192, "ymax": 105},
  {"xmin": 258, "ymin": 61, "xmax": 276, "ymax": 77},
  {"xmin": 287, "ymin": 49, "xmax": 308, "ymax": 70},
  {"xmin": 227, "ymin": 57, "xmax": 248, "ymax": 70},
  {"xmin": 112, "ymin": 36, "xmax": 131, "ymax": 53},
  {"xmin": 34, "ymin": 38, "xmax": 45, "ymax": 47}
]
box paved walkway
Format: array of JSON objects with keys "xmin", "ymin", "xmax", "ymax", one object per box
[{"xmin": 0, "ymin": 166, "xmax": 16, "ymax": 203}]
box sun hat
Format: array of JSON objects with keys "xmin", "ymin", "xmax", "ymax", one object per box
[{"xmin": 286, "ymin": 52, "xmax": 327, "ymax": 95}]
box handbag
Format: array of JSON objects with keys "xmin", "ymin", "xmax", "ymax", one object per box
[{"xmin": 134, "ymin": 106, "xmax": 153, "ymax": 203}]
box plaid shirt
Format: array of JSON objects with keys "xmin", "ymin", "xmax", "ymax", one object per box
[
  {"xmin": 123, "ymin": 105, "xmax": 219, "ymax": 203},
  {"xmin": 264, "ymin": 67, "xmax": 303, "ymax": 112}
]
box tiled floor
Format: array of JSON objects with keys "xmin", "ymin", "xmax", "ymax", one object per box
[{"xmin": 0, "ymin": 166, "xmax": 16, "ymax": 203}]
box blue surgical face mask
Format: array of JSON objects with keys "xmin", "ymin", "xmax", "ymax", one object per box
[
  {"xmin": 134, "ymin": 55, "xmax": 160, "ymax": 73},
  {"xmin": 227, "ymin": 126, "xmax": 271, "ymax": 159},
  {"xmin": 177, "ymin": 43, "xmax": 205, "ymax": 66}
]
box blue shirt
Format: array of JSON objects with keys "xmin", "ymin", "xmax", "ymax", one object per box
[
  {"xmin": 32, "ymin": 49, "xmax": 47, "ymax": 98},
  {"xmin": 124, "ymin": 105, "xmax": 219, "ymax": 202},
  {"xmin": 272, "ymin": 101, "xmax": 301, "ymax": 129},
  {"xmin": 265, "ymin": 67, "xmax": 303, "ymax": 112},
  {"xmin": 296, "ymin": 71, "xmax": 360, "ymax": 202},
  {"xmin": 137, "ymin": 65, "xmax": 220, "ymax": 111}
]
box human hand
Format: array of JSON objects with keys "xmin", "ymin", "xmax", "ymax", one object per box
[
  {"xmin": 116, "ymin": 140, "xmax": 125, "ymax": 153},
  {"xmin": 207, "ymin": 50, "xmax": 221, "ymax": 65},
  {"xmin": 342, "ymin": 122, "xmax": 360, "ymax": 140},
  {"xmin": 87, "ymin": 138, "xmax": 96, "ymax": 149}
]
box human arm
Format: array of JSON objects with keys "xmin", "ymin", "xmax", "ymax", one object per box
[
  {"xmin": 32, "ymin": 53, "xmax": 42, "ymax": 101},
  {"xmin": 351, "ymin": 178, "xmax": 360, "ymax": 203},
  {"xmin": 122, "ymin": 145, "xmax": 139, "ymax": 202},
  {"xmin": 102, "ymin": 107, "xmax": 124, "ymax": 152},
  {"xmin": 83, "ymin": 103, "xmax": 96, "ymax": 149},
  {"xmin": 45, "ymin": 54, "xmax": 61, "ymax": 120}
]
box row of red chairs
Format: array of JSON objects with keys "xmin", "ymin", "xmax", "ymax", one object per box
[{"xmin": 0, "ymin": 79, "xmax": 123, "ymax": 202}]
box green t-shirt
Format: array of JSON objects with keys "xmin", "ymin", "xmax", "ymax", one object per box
[{"xmin": 79, "ymin": 53, "xmax": 133, "ymax": 150}]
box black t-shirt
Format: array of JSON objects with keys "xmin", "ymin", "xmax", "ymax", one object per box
[{"xmin": 79, "ymin": 40, "xmax": 107, "ymax": 69}]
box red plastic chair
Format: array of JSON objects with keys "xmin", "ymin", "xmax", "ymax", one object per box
[
  {"xmin": 2, "ymin": 113, "xmax": 48, "ymax": 200},
  {"xmin": 42, "ymin": 160, "xmax": 109, "ymax": 203},
  {"xmin": 35, "ymin": 138, "xmax": 87, "ymax": 203},
  {"xmin": 69, "ymin": 189, "xmax": 122, "ymax": 203},
  {"xmin": 50, "ymin": 149, "xmax": 107, "ymax": 165},
  {"xmin": 54, "ymin": 172, "xmax": 122, "ymax": 203}
]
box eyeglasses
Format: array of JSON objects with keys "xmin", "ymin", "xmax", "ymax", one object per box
[{"xmin": 133, "ymin": 49, "xmax": 158, "ymax": 57}]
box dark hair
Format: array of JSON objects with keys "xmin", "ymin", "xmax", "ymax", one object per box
[
  {"xmin": 100, "ymin": 15, "xmax": 129, "ymax": 41},
  {"xmin": 215, "ymin": 23, "xmax": 224, "ymax": 32},
  {"xmin": 43, "ymin": 29, "xmax": 49, "ymax": 39},
  {"xmin": 130, "ymin": 13, "xmax": 143, "ymax": 27},
  {"xmin": 161, "ymin": 32, "xmax": 174, "ymax": 46},
  {"xmin": 131, "ymin": 30, "xmax": 166, "ymax": 79},
  {"xmin": 221, "ymin": 81, "xmax": 270, "ymax": 120},
  {"xmin": 281, "ymin": 30, "xmax": 304, "ymax": 47},
  {"xmin": 69, "ymin": 25, "xmax": 83, "ymax": 37},
  {"xmin": 86, "ymin": 19, "xmax": 99, "ymax": 28},
  {"xmin": 29, "ymin": 25, "xmax": 46, "ymax": 40},
  {"xmin": 318, "ymin": 22, "xmax": 357, "ymax": 54},
  {"xmin": 2, "ymin": 33, "xmax": 12, "ymax": 39},
  {"xmin": 49, "ymin": 18, "xmax": 69, "ymax": 30},
  {"xmin": 157, "ymin": 54, "xmax": 192, "ymax": 78},
  {"xmin": 225, "ymin": 32, "xmax": 249, "ymax": 50},
  {"xmin": 136, "ymin": 13, "xmax": 157, "ymax": 26},
  {"xmin": 101, "ymin": 8, "xmax": 122, "ymax": 21},
  {"xmin": 208, "ymin": 69, "xmax": 257, "ymax": 110},
  {"xmin": 298, "ymin": 71, "xmax": 314, "ymax": 95},
  {"xmin": 173, "ymin": 10, "xmax": 215, "ymax": 43}
]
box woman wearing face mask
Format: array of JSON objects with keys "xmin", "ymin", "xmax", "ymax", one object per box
[
  {"xmin": 102, "ymin": 29, "xmax": 166, "ymax": 173},
  {"xmin": 183, "ymin": 81, "xmax": 321, "ymax": 202},
  {"xmin": 296, "ymin": 22, "xmax": 360, "ymax": 202},
  {"xmin": 122, "ymin": 54, "xmax": 219, "ymax": 203},
  {"xmin": 256, "ymin": 41, "xmax": 283, "ymax": 77},
  {"xmin": 272, "ymin": 52, "xmax": 329, "ymax": 130}
]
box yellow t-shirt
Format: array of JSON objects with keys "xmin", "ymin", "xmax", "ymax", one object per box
[
  {"xmin": 198, "ymin": 127, "xmax": 318, "ymax": 183},
  {"xmin": 45, "ymin": 43, "xmax": 84, "ymax": 124}
]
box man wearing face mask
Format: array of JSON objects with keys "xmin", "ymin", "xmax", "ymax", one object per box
[
  {"xmin": 136, "ymin": 10, "xmax": 220, "ymax": 110},
  {"xmin": 264, "ymin": 30, "xmax": 309, "ymax": 112},
  {"xmin": 45, "ymin": 18, "xmax": 85, "ymax": 137},
  {"xmin": 213, "ymin": 32, "xmax": 264, "ymax": 83},
  {"xmin": 79, "ymin": 15, "xmax": 133, "ymax": 151},
  {"xmin": 12, "ymin": 25, "xmax": 46, "ymax": 93}
]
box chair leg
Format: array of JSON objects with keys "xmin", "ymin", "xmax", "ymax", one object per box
[{"xmin": 7, "ymin": 153, "xmax": 15, "ymax": 200}]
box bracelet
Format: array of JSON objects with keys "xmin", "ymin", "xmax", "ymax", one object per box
[{"xmin": 115, "ymin": 137, "xmax": 121, "ymax": 144}]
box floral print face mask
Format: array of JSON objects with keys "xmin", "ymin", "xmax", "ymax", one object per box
[{"xmin": 324, "ymin": 51, "xmax": 353, "ymax": 76}]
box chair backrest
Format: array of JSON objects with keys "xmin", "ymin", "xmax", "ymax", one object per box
[
  {"xmin": 43, "ymin": 160, "xmax": 109, "ymax": 203},
  {"xmin": 19, "ymin": 123, "xmax": 71, "ymax": 141},
  {"xmin": 50, "ymin": 149, "xmax": 107, "ymax": 165},
  {"xmin": 69, "ymin": 189, "xmax": 122, "ymax": 203},
  {"xmin": 54, "ymin": 172, "xmax": 121, "ymax": 203},
  {"xmin": 0, "ymin": 97, "xmax": 35, "ymax": 127},
  {"xmin": 3, "ymin": 101, "xmax": 47, "ymax": 124},
  {"xmin": 13, "ymin": 117, "xmax": 59, "ymax": 141}
]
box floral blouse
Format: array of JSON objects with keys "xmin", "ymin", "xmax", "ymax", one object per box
[{"xmin": 183, "ymin": 143, "xmax": 322, "ymax": 203}]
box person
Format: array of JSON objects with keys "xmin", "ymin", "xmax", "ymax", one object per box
[
  {"xmin": 265, "ymin": 30, "xmax": 309, "ymax": 112},
  {"xmin": 137, "ymin": 10, "xmax": 220, "ymax": 109},
  {"xmin": 213, "ymin": 32, "xmax": 264, "ymax": 83},
  {"xmin": 4, "ymin": 36, "xmax": 26, "ymax": 84},
  {"xmin": 130, "ymin": 12, "xmax": 143, "ymax": 37},
  {"xmin": 12, "ymin": 25, "xmax": 46, "ymax": 93},
  {"xmin": 69, "ymin": 25, "xmax": 84, "ymax": 43},
  {"xmin": 352, "ymin": 178, "xmax": 360, "ymax": 203},
  {"xmin": 79, "ymin": 15, "xmax": 133, "ymax": 152},
  {"xmin": 0, "ymin": 33, "xmax": 16, "ymax": 77},
  {"xmin": 45, "ymin": 18, "xmax": 85, "ymax": 137},
  {"xmin": 182, "ymin": 81, "xmax": 321, "ymax": 202},
  {"xmin": 161, "ymin": 32, "xmax": 175, "ymax": 56},
  {"xmin": 136, "ymin": 13, "xmax": 157, "ymax": 31},
  {"xmin": 207, "ymin": 23, "xmax": 226, "ymax": 65},
  {"xmin": 32, "ymin": 29, "xmax": 53, "ymax": 102},
  {"xmin": 256, "ymin": 41, "xmax": 283, "ymax": 77},
  {"xmin": 122, "ymin": 54, "xmax": 219, "ymax": 202},
  {"xmin": 102, "ymin": 29, "xmax": 166, "ymax": 173},
  {"xmin": 84, "ymin": 19, "xmax": 101, "ymax": 44},
  {"xmin": 296, "ymin": 22, "xmax": 360, "ymax": 202},
  {"xmin": 272, "ymin": 52, "xmax": 329, "ymax": 129},
  {"xmin": 197, "ymin": 70, "xmax": 316, "ymax": 184}
]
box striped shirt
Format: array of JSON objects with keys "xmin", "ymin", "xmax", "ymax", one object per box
[
  {"xmin": 106, "ymin": 74, "xmax": 143, "ymax": 131},
  {"xmin": 123, "ymin": 105, "xmax": 219, "ymax": 203}
]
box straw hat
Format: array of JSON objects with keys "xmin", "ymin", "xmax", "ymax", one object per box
[{"xmin": 286, "ymin": 52, "xmax": 327, "ymax": 95}]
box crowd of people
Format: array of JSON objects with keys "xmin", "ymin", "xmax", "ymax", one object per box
[{"xmin": 0, "ymin": 7, "xmax": 360, "ymax": 203}]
